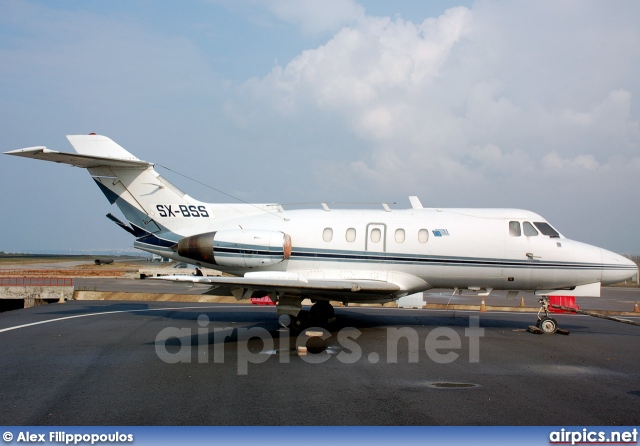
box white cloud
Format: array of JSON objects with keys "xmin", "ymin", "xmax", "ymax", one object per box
[
  {"xmin": 260, "ymin": 0, "xmax": 365, "ymax": 34},
  {"xmin": 240, "ymin": 3, "xmax": 640, "ymax": 183},
  {"xmin": 542, "ymin": 152, "xmax": 601, "ymax": 170},
  {"xmin": 241, "ymin": 7, "xmax": 473, "ymax": 138},
  {"xmin": 228, "ymin": 1, "xmax": 640, "ymax": 250}
]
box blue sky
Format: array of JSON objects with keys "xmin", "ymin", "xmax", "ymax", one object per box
[{"xmin": 1, "ymin": 0, "xmax": 639, "ymax": 254}]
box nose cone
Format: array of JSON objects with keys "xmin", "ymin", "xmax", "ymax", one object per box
[{"xmin": 600, "ymin": 249, "xmax": 639, "ymax": 285}]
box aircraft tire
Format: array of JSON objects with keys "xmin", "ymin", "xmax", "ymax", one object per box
[
  {"xmin": 310, "ymin": 301, "xmax": 334, "ymax": 319},
  {"xmin": 291, "ymin": 310, "xmax": 311, "ymax": 332},
  {"xmin": 539, "ymin": 317, "xmax": 558, "ymax": 334},
  {"xmin": 310, "ymin": 301, "xmax": 335, "ymax": 327}
]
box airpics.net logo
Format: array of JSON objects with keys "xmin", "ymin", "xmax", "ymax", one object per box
[
  {"xmin": 549, "ymin": 428, "xmax": 638, "ymax": 445},
  {"xmin": 154, "ymin": 314, "xmax": 484, "ymax": 375}
]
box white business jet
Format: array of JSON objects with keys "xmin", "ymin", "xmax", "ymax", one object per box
[{"xmin": 6, "ymin": 134, "xmax": 638, "ymax": 332}]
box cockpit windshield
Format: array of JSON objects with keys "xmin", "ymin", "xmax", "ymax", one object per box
[{"xmin": 533, "ymin": 222, "xmax": 560, "ymax": 238}]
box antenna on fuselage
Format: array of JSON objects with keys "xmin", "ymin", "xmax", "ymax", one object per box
[{"xmin": 409, "ymin": 196, "xmax": 423, "ymax": 209}]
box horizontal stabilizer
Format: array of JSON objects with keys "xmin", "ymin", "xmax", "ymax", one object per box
[
  {"xmin": 4, "ymin": 146, "xmax": 150, "ymax": 168},
  {"xmin": 66, "ymin": 134, "xmax": 138, "ymax": 159}
]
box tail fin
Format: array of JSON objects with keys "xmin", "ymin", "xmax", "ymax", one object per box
[
  {"xmin": 5, "ymin": 134, "xmax": 211, "ymax": 242},
  {"xmin": 6, "ymin": 134, "xmax": 281, "ymax": 257}
]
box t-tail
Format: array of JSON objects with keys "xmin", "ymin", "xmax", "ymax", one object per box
[{"xmin": 5, "ymin": 134, "xmax": 277, "ymax": 258}]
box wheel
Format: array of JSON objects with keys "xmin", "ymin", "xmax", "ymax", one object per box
[
  {"xmin": 290, "ymin": 310, "xmax": 311, "ymax": 332},
  {"xmin": 306, "ymin": 335, "xmax": 327, "ymax": 354},
  {"xmin": 539, "ymin": 317, "xmax": 557, "ymax": 334},
  {"xmin": 310, "ymin": 301, "xmax": 334, "ymax": 322}
]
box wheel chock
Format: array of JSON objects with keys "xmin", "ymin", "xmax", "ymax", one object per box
[
  {"xmin": 527, "ymin": 325, "xmax": 543, "ymax": 334},
  {"xmin": 556, "ymin": 328, "xmax": 570, "ymax": 335}
]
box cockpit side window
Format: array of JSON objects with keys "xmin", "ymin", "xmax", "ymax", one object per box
[
  {"xmin": 509, "ymin": 221, "xmax": 521, "ymax": 237},
  {"xmin": 533, "ymin": 222, "xmax": 560, "ymax": 238},
  {"xmin": 523, "ymin": 221, "xmax": 538, "ymax": 236}
]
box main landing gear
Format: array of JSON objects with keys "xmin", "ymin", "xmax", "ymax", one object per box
[{"xmin": 287, "ymin": 301, "xmax": 336, "ymax": 332}]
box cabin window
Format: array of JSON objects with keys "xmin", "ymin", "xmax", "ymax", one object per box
[
  {"xmin": 370, "ymin": 228, "xmax": 381, "ymax": 243},
  {"xmin": 395, "ymin": 228, "xmax": 405, "ymax": 243},
  {"xmin": 533, "ymin": 222, "xmax": 560, "ymax": 238},
  {"xmin": 346, "ymin": 228, "xmax": 356, "ymax": 242},
  {"xmin": 418, "ymin": 229, "xmax": 429, "ymax": 243},
  {"xmin": 523, "ymin": 221, "xmax": 538, "ymax": 237},
  {"xmin": 322, "ymin": 227, "xmax": 333, "ymax": 242},
  {"xmin": 509, "ymin": 221, "xmax": 521, "ymax": 237}
]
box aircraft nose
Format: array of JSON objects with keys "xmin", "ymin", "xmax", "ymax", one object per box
[{"xmin": 600, "ymin": 249, "xmax": 639, "ymax": 285}]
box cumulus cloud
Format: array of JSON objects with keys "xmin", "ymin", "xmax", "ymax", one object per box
[
  {"xmin": 227, "ymin": 1, "xmax": 640, "ymax": 250},
  {"xmin": 235, "ymin": 3, "xmax": 640, "ymax": 183},
  {"xmin": 260, "ymin": 0, "xmax": 365, "ymax": 34}
]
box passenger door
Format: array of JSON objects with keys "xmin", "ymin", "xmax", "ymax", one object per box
[{"xmin": 365, "ymin": 223, "xmax": 386, "ymax": 255}]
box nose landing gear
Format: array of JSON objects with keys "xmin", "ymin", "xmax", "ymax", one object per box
[
  {"xmin": 528, "ymin": 296, "xmax": 568, "ymax": 335},
  {"xmin": 537, "ymin": 316, "xmax": 558, "ymax": 334}
]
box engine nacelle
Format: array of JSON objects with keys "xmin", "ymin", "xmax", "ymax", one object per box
[{"xmin": 177, "ymin": 229, "xmax": 292, "ymax": 268}]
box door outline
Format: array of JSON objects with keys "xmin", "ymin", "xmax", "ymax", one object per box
[{"xmin": 365, "ymin": 223, "xmax": 387, "ymax": 253}]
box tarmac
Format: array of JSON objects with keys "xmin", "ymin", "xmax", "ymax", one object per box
[
  {"xmin": 0, "ymin": 293, "xmax": 639, "ymax": 425},
  {"xmin": 1, "ymin": 257, "xmax": 639, "ymax": 425}
]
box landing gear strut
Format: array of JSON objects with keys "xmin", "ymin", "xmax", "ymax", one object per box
[{"xmin": 529, "ymin": 296, "xmax": 562, "ymax": 334}]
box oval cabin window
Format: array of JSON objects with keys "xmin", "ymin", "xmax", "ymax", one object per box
[
  {"xmin": 323, "ymin": 227, "xmax": 333, "ymax": 242},
  {"xmin": 395, "ymin": 228, "xmax": 405, "ymax": 243},
  {"xmin": 418, "ymin": 229, "xmax": 429, "ymax": 243},
  {"xmin": 370, "ymin": 228, "xmax": 381, "ymax": 243},
  {"xmin": 346, "ymin": 228, "xmax": 356, "ymax": 242}
]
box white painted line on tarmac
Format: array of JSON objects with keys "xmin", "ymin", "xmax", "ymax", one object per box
[
  {"xmin": 2, "ymin": 305, "xmax": 635, "ymax": 334},
  {"xmin": 0, "ymin": 305, "xmax": 254, "ymax": 334}
]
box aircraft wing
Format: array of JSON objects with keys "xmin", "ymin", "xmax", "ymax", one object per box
[
  {"xmin": 154, "ymin": 274, "xmax": 403, "ymax": 302},
  {"xmin": 4, "ymin": 147, "xmax": 151, "ymax": 168}
]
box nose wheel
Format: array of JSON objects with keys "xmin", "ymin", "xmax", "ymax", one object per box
[
  {"xmin": 537, "ymin": 316, "xmax": 558, "ymax": 334},
  {"xmin": 528, "ymin": 296, "xmax": 568, "ymax": 335}
]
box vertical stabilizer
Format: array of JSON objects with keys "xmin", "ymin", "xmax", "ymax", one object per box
[{"xmin": 5, "ymin": 134, "xmax": 279, "ymax": 247}]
